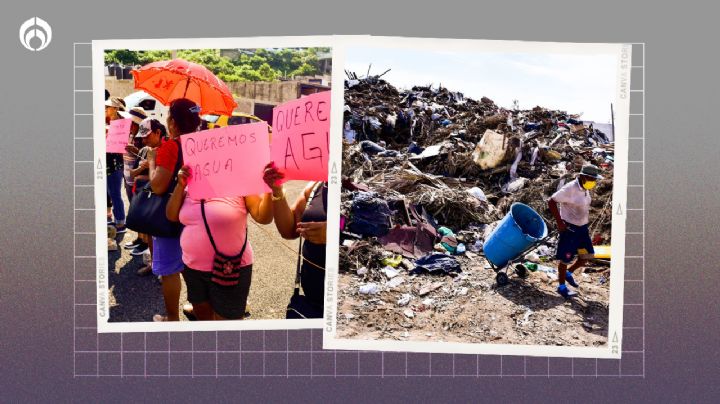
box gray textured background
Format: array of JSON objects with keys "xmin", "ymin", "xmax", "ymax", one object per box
[{"xmin": 1, "ymin": 0, "xmax": 718, "ymax": 401}]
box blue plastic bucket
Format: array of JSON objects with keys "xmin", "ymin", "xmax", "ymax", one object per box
[{"xmin": 483, "ymin": 203, "xmax": 547, "ymax": 268}]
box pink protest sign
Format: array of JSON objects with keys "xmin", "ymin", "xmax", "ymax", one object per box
[
  {"xmin": 106, "ymin": 118, "xmax": 132, "ymax": 153},
  {"xmin": 181, "ymin": 121, "xmax": 272, "ymax": 199},
  {"xmin": 271, "ymin": 91, "xmax": 330, "ymax": 181}
]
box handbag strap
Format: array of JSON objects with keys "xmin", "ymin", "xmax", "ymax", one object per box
[
  {"xmin": 293, "ymin": 181, "xmax": 323, "ymax": 294},
  {"xmin": 200, "ymin": 199, "xmax": 248, "ymax": 259}
]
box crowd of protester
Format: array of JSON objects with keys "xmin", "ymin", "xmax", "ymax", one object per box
[{"xmin": 105, "ymin": 94, "xmax": 327, "ymax": 321}]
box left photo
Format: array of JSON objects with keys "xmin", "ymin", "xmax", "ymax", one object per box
[{"xmin": 94, "ymin": 39, "xmax": 333, "ymax": 331}]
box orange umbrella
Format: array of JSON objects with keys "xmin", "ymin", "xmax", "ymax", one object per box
[{"xmin": 131, "ymin": 58, "xmax": 237, "ymax": 115}]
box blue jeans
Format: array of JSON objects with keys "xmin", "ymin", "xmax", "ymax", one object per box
[{"xmin": 107, "ymin": 169, "xmax": 125, "ymax": 225}]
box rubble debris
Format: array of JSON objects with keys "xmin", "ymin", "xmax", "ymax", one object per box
[
  {"xmin": 381, "ymin": 255, "xmax": 403, "ymax": 268},
  {"xmin": 387, "ymin": 277, "xmax": 405, "ymax": 289},
  {"xmin": 359, "ymin": 283, "xmax": 380, "ymax": 295},
  {"xmin": 411, "ymin": 253, "xmax": 462, "ymax": 275},
  {"xmin": 467, "ymin": 187, "xmax": 487, "ymax": 202},
  {"xmin": 379, "ymin": 223, "xmax": 437, "ymax": 259},
  {"xmin": 381, "ymin": 266, "xmax": 400, "ymax": 278},
  {"xmin": 472, "ymin": 129, "xmax": 511, "ymax": 170},
  {"xmin": 338, "ymin": 73, "xmax": 613, "ymax": 347},
  {"xmin": 418, "ymin": 281, "xmax": 444, "ymax": 296},
  {"xmin": 438, "ymin": 227, "xmax": 459, "ymax": 254},
  {"xmin": 397, "ymin": 294, "xmax": 412, "ymax": 306},
  {"xmin": 347, "ymin": 191, "xmax": 393, "ymax": 237}
]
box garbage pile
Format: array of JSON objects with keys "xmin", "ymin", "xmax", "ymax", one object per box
[{"xmin": 340, "ymin": 73, "xmax": 615, "ymax": 283}]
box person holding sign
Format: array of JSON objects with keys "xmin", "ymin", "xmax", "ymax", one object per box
[
  {"xmin": 263, "ymin": 163, "xmax": 327, "ymax": 318},
  {"xmin": 105, "ymin": 96, "xmax": 128, "ymax": 233},
  {"xmin": 165, "ymin": 165, "xmax": 274, "ymax": 321},
  {"xmin": 119, "ymin": 107, "xmax": 147, "ymax": 203},
  {"xmin": 148, "ymin": 99, "xmax": 199, "ymax": 322},
  {"xmin": 127, "ymin": 118, "xmax": 167, "ymax": 274}
]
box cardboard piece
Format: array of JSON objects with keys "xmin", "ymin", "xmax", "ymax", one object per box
[
  {"xmin": 181, "ymin": 121, "xmax": 271, "ymax": 199},
  {"xmin": 271, "ymin": 91, "xmax": 330, "ymax": 181}
]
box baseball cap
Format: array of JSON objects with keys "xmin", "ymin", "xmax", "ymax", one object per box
[
  {"xmin": 136, "ymin": 118, "xmax": 166, "ymax": 138},
  {"xmin": 136, "ymin": 118, "xmax": 153, "ymax": 138}
]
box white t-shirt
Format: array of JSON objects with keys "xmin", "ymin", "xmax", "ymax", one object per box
[{"xmin": 551, "ymin": 178, "xmax": 591, "ymax": 226}]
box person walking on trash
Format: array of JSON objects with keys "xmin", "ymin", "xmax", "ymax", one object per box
[{"xmin": 548, "ymin": 164, "xmax": 603, "ymax": 298}]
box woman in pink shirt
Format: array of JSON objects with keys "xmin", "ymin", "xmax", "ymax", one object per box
[{"xmin": 166, "ymin": 165, "xmax": 273, "ymax": 320}]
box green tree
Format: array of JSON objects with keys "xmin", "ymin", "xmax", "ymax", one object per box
[
  {"xmin": 104, "ymin": 47, "xmax": 330, "ymax": 82},
  {"xmin": 291, "ymin": 62, "xmax": 318, "ymax": 77},
  {"xmin": 257, "ymin": 63, "xmax": 278, "ymax": 81},
  {"xmin": 104, "ymin": 49, "xmax": 140, "ymax": 65}
]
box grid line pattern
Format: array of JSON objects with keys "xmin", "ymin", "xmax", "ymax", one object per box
[{"xmin": 74, "ymin": 42, "xmax": 645, "ymax": 378}]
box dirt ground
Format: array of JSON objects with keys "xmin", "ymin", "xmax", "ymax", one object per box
[
  {"xmin": 335, "ymin": 254, "xmax": 609, "ymax": 347},
  {"xmin": 108, "ymin": 180, "xmax": 307, "ymax": 322}
]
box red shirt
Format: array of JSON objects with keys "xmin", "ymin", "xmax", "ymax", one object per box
[{"xmin": 155, "ymin": 138, "xmax": 182, "ymax": 172}]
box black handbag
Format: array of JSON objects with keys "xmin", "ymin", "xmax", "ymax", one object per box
[
  {"xmin": 126, "ymin": 140, "xmax": 183, "ymax": 238},
  {"xmin": 200, "ymin": 199, "xmax": 249, "ymax": 287},
  {"xmin": 286, "ymin": 182, "xmax": 324, "ymax": 319}
]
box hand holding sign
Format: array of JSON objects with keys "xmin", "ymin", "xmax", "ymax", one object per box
[
  {"xmin": 181, "ymin": 121, "xmax": 271, "ymax": 199},
  {"xmin": 106, "ymin": 119, "xmax": 132, "ymax": 153},
  {"xmin": 271, "ymin": 91, "xmax": 330, "ymax": 181},
  {"xmin": 262, "ymin": 162, "xmax": 285, "ymax": 195},
  {"xmin": 177, "ymin": 165, "xmax": 191, "ymax": 189}
]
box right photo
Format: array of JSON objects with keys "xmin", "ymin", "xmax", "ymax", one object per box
[{"xmin": 327, "ymin": 39, "xmax": 630, "ymax": 357}]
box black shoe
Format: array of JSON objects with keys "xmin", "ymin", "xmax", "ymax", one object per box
[
  {"xmin": 123, "ymin": 237, "xmax": 142, "ymax": 249},
  {"xmin": 130, "ymin": 244, "xmax": 149, "ymax": 256}
]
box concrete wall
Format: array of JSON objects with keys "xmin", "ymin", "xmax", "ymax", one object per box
[
  {"xmin": 227, "ymin": 81, "xmax": 299, "ymax": 105},
  {"xmin": 105, "ymin": 79, "xmax": 135, "ymax": 99}
]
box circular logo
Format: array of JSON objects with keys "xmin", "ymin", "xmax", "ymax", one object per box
[{"xmin": 19, "ymin": 17, "xmax": 52, "ymax": 51}]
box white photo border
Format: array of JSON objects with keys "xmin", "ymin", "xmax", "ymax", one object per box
[{"xmin": 322, "ymin": 36, "xmax": 631, "ymax": 359}]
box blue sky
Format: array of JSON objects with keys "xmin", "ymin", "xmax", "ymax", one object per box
[{"xmin": 345, "ymin": 47, "xmax": 618, "ymax": 123}]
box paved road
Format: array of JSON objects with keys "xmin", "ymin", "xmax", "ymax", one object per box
[{"xmin": 108, "ymin": 181, "xmax": 307, "ymax": 322}]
